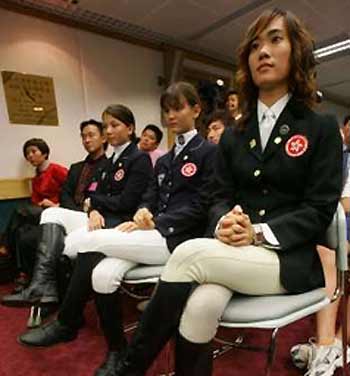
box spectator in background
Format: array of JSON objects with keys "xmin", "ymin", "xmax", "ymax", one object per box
[
  {"xmin": 138, "ymin": 124, "xmax": 166, "ymax": 166},
  {"xmin": 0, "ymin": 138, "xmax": 67, "ymax": 281},
  {"xmin": 206, "ymin": 110, "xmax": 227, "ymax": 144},
  {"xmin": 225, "ymin": 89, "xmax": 242, "ymax": 125}
]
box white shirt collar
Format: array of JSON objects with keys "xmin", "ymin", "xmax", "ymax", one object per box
[
  {"xmin": 112, "ymin": 141, "xmax": 131, "ymax": 163},
  {"xmin": 257, "ymin": 93, "xmax": 291, "ymax": 124},
  {"xmin": 175, "ymin": 129, "xmax": 197, "ymax": 148}
]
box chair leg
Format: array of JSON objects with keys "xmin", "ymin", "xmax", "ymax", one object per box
[
  {"xmin": 342, "ymin": 272, "xmax": 349, "ymax": 376},
  {"xmin": 265, "ymin": 328, "xmax": 279, "ymax": 376}
]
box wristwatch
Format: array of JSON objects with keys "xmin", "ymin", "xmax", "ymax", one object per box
[{"xmin": 253, "ymin": 224, "xmax": 264, "ymax": 246}]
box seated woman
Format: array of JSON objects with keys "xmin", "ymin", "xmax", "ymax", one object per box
[
  {"xmin": 2, "ymin": 104, "xmax": 153, "ymax": 307},
  {"xmin": 0, "ymin": 138, "xmax": 67, "ymax": 283},
  {"xmin": 18, "ymin": 82, "xmax": 217, "ymax": 376},
  {"xmin": 137, "ymin": 124, "xmax": 166, "ymax": 166},
  {"xmin": 110, "ymin": 8, "xmax": 343, "ymax": 376}
]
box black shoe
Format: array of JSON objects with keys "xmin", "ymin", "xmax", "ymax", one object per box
[
  {"xmin": 18, "ymin": 319, "xmax": 77, "ymax": 347},
  {"xmin": 95, "ymin": 351, "xmax": 124, "ymax": 376}
]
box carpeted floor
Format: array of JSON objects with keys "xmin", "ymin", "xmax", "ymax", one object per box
[{"xmin": 0, "ymin": 282, "xmax": 339, "ymax": 376}]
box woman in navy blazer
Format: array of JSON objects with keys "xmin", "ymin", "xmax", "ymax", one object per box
[
  {"xmin": 2, "ymin": 104, "xmax": 153, "ymax": 307},
  {"xmin": 112, "ymin": 8, "xmax": 343, "ymax": 376}
]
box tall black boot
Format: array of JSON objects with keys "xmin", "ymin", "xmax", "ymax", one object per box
[
  {"xmin": 2, "ymin": 223, "xmax": 66, "ymax": 306},
  {"xmin": 175, "ymin": 333, "xmax": 213, "ymax": 376},
  {"xmin": 19, "ymin": 252, "xmax": 105, "ymax": 347},
  {"xmin": 94, "ymin": 291, "xmax": 127, "ymax": 376},
  {"xmin": 115, "ymin": 280, "xmax": 194, "ymax": 375}
]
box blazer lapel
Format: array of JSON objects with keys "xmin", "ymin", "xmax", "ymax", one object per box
[{"xmin": 244, "ymin": 111, "xmax": 263, "ymax": 161}]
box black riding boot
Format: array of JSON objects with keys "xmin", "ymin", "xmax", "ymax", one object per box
[
  {"xmin": 94, "ymin": 291, "xmax": 127, "ymax": 376},
  {"xmin": 19, "ymin": 252, "xmax": 106, "ymax": 347},
  {"xmin": 115, "ymin": 280, "xmax": 194, "ymax": 376},
  {"xmin": 175, "ymin": 333, "xmax": 213, "ymax": 376},
  {"xmin": 2, "ymin": 223, "xmax": 66, "ymax": 306}
]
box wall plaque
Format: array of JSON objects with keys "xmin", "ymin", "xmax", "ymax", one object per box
[{"xmin": 2, "ymin": 71, "xmax": 59, "ymax": 126}]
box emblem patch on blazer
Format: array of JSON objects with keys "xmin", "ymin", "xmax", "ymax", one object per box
[
  {"xmin": 158, "ymin": 173, "xmax": 165, "ymax": 186},
  {"xmin": 114, "ymin": 169, "xmax": 125, "ymax": 181},
  {"xmin": 88, "ymin": 182, "xmax": 98, "ymax": 191},
  {"xmin": 285, "ymin": 135, "xmax": 308, "ymax": 157},
  {"xmin": 181, "ymin": 163, "xmax": 197, "ymax": 177}
]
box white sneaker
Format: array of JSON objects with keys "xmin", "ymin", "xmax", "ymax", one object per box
[
  {"xmin": 290, "ymin": 337, "xmax": 316, "ymax": 369},
  {"xmin": 291, "ymin": 338, "xmax": 350, "ymax": 371},
  {"xmin": 304, "ymin": 342, "xmax": 341, "ymax": 376}
]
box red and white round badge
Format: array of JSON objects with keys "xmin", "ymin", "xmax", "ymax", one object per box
[
  {"xmin": 114, "ymin": 169, "xmax": 125, "ymax": 181},
  {"xmin": 181, "ymin": 163, "xmax": 197, "ymax": 177},
  {"xmin": 285, "ymin": 135, "xmax": 308, "ymax": 157}
]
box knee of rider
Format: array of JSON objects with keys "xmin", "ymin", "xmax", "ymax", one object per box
[
  {"xmin": 40, "ymin": 207, "xmax": 62, "ymax": 224},
  {"xmin": 179, "ymin": 295, "xmax": 219, "ymax": 343},
  {"xmin": 92, "ymin": 261, "xmax": 123, "ymax": 294}
]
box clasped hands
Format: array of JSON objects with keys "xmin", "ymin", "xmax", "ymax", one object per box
[
  {"xmin": 216, "ymin": 205, "xmax": 255, "ymax": 246},
  {"xmin": 115, "ymin": 208, "xmax": 155, "ymax": 233}
]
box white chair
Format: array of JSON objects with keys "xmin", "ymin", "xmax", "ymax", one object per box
[{"xmin": 215, "ymin": 204, "xmax": 349, "ymax": 376}]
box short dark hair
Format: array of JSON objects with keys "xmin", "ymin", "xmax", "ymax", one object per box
[
  {"xmin": 102, "ymin": 104, "xmax": 136, "ymax": 142},
  {"xmin": 343, "ymin": 115, "xmax": 350, "ymax": 126},
  {"xmin": 142, "ymin": 124, "xmax": 163, "ymax": 144},
  {"xmin": 80, "ymin": 119, "xmax": 103, "ymax": 135},
  {"xmin": 205, "ymin": 110, "xmax": 227, "ymax": 130},
  {"xmin": 225, "ymin": 89, "xmax": 238, "ymax": 102},
  {"xmin": 23, "ymin": 138, "xmax": 50, "ymax": 160}
]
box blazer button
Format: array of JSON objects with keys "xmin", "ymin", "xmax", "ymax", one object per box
[
  {"xmin": 262, "ymin": 189, "xmax": 269, "ymax": 195},
  {"xmin": 168, "ymin": 182, "xmax": 172, "ymax": 187},
  {"xmin": 258, "ymin": 209, "xmax": 266, "ymax": 217},
  {"xmin": 168, "ymin": 227, "xmax": 174, "ymax": 233},
  {"xmin": 254, "ymin": 169, "xmax": 261, "ymax": 177}
]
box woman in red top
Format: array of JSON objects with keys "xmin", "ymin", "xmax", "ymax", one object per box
[{"xmin": 0, "ymin": 138, "xmax": 67, "ymax": 281}]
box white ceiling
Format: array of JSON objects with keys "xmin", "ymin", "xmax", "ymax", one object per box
[{"xmin": 2, "ymin": 0, "xmax": 350, "ymax": 106}]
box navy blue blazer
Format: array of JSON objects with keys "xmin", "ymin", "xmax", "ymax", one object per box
[
  {"xmin": 141, "ymin": 133, "xmax": 217, "ymax": 251},
  {"xmin": 208, "ymin": 98, "xmax": 342, "ymax": 293},
  {"xmin": 88, "ymin": 143, "xmax": 153, "ymax": 228}
]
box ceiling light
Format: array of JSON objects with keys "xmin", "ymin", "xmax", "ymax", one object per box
[{"xmin": 314, "ymin": 39, "xmax": 350, "ymax": 59}]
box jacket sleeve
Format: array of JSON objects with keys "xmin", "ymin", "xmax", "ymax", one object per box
[
  {"xmin": 138, "ymin": 164, "xmax": 161, "ymax": 213},
  {"xmin": 155, "ymin": 147, "xmax": 217, "ymax": 235},
  {"xmin": 268, "ymin": 114, "xmax": 342, "ymax": 250},
  {"xmin": 60, "ymin": 164, "xmax": 81, "ymax": 211},
  {"xmin": 206, "ymin": 130, "xmax": 237, "ymax": 235},
  {"xmin": 90, "ymin": 154, "xmax": 153, "ymax": 215}
]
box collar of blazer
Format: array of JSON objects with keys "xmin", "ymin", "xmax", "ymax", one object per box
[
  {"xmin": 169, "ymin": 133, "xmax": 205, "ymax": 163},
  {"xmin": 111, "ymin": 142, "xmax": 138, "ymax": 167},
  {"xmin": 245, "ymin": 96, "xmax": 308, "ymax": 162}
]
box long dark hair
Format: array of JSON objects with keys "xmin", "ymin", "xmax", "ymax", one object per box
[
  {"xmin": 102, "ymin": 104, "xmax": 137, "ymax": 142},
  {"xmin": 236, "ymin": 8, "xmax": 317, "ymax": 130}
]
